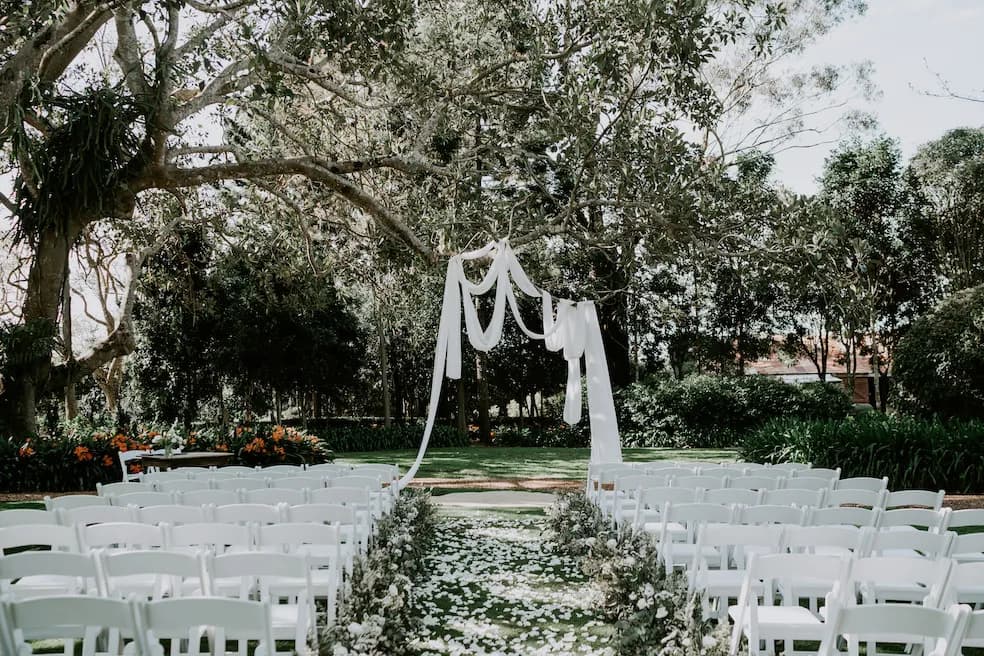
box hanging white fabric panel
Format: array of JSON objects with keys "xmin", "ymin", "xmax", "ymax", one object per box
[{"xmin": 398, "ymin": 240, "xmax": 623, "ymax": 488}]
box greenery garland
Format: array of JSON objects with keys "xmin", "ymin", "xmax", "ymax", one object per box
[
  {"xmin": 323, "ymin": 488, "xmax": 437, "ymax": 656},
  {"xmin": 546, "ymin": 492, "xmax": 735, "ymax": 656}
]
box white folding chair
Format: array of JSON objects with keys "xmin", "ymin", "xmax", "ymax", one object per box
[
  {"xmin": 274, "ymin": 477, "xmax": 327, "ymax": 492},
  {"xmin": 176, "ymin": 467, "xmax": 211, "ymax": 479},
  {"xmin": 742, "ymin": 469, "xmax": 789, "ymax": 481},
  {"xmin": 142, "ymin": 471, "xmax": 187, "ymax": 485},
  {"xmin": 178, "ymin": 489, "xmax": 240, "ymax": 507},
  {"xmin": 824, "ymin": 488, "xmax": 885, "ymax": 509},
  {"xmin": 788, "ymin": 476, "xmax": 837, "ymax": 492},
  {"xmin": 99, "ymin": 549, "xmax": 206, "ymax": 601},
  {"xmin": 0, "ymin": 551, "xmax": 100, "ymax": 599},
  {"xmin": 808, "ymin": 506, "xmax": 881, "ymax": 528},
  {"xmin": 137, "ymin": 504, "xmax": 208, "ymax": 526},
  {"xmin": 167, "ymin": 523, "xmax": 252, "ymax": 555},
  {"xmin": 214, "ymin": 477, "xmax": 269, "ymax": 492},
  {"xmin": 846, "ymin": 555, "xmax": 953, "ymax": 606},
  {"xmin": 674, "ymin": 475, "xmax": 727, "ymax": 490},
  {"xmin": 112, "ymin": 492, "xmax": 174, "ymax": 508},
  {"xmin": 884, "ymin": 489, "xmax": 945, "ymax": 511},
  {"xmin": 0, "ymin": 509, "xmax": 58, "ymax": 527},
  {"xmin": 817, "ymin": 601, "xmax": 967, "ymax": 656},
  {"xmin": 836, "ymin": 476, "xmax": 889, "ymax": 492},
  {"xmin": 119, "ymin": 449, "xmax": 150, "ymax": 482},
  {"xmin": 952, "ymin": 533, "xmax": 984, "ymax": 564},
  {"xmin": 944, "ymin": 509, "xmax": 984, "ymax": 533},
  {"xmin": 0, "ymin": 594, "xmax": 141, "ymax": 656},
  {"xmin": 217, "ymin": 466, "xmax": 259, "ymax": 475},
  {"xmin": 587, "ymin": 463, "xmax": 636, "ymax": 503},
  {"xmin": 657, "ymin": 502, "xmax": 736, "ymax": 573},
  {"xmin": 728, "ymin": 553, "xmax": 849, "ymax": 656},
  {"xmin": 138, "ymin": 597, "xmax": 276, "ymax": 656},
  {"xmin": 611, "ymin": 474, "xmax": 670, "ymax": 526},
  {"xmin": 698, "ymin": 466, "xmax": 747, "ymax": 479},
  {"xmin": 79, "ymin": 522, "xmax": 166, "ymax": 552},
  {"xmin": 288, "ymin": 504, "xmax": 360, "ymax": 570},
  {"xmin": 784, "ymin": 525, "xmax": 866, "ymax": 558},
  {"xmin": 255, "ymin": 523, "xmax": 342, "ymax": 623},
  {"xmin": 330, "ymin": 476, "xmax": 389, "ymax": 516},
  {"xmin": 259, "ymin": 465, "xmax": 307, "ymax": 476},
  {"xmin": 762, "ymin": 488, "xmax": 825, "ymax": 508},
  {"xmin": 207, "ymin": 552, "xmax": 315, "ymax": 654},
  {"xmin": 58, "ymin": 505, "xmax": 134, "ymax": 526},
  {"xmin": 731, "ymin": 476, "xmax": 785, "ymax": 491},
  {"xmin": 737, "ymin": 505, "xmax": 808, "ymax": 526},
  {"xmin": 305, "ymin": 463, "xmax": 349, "ymax": 477},
  {"xmin": 44, "ymin": 495, "xmax": 110, "ymax": 512},
  {"xmin": 308, "ymin": 488, "xmax": 373, "ymax": 547},
  {"xmin": 703, "ymin": 488, "xmax": 762, "ymax": 506},
  {"xmin": 245, "ymin": 488, "xmax": 307, "ymax": 506},
  {"xmin": 97, "ymin": 482, "xmax": 155, "ymax": 497},
  {"xmin": 690, "ymin": 523, "xmax": 784, "ymax": 621},
  {"xmin": 960, "ymin": 607, "xmax": 984, "ymax": 651},
  {"xmin": 643, "ymin": 465, "xmax": 696, "ymax": 478},
  {"xmin": 864, "ymin": 527, "xmax": 954, "ymax": 561},
  {"xmin": 768, "ymin": 463, "xmax": 811, "ymax": 474},
  {"xmin": 213, "ymin": 503, "xmax": 284, "ymax": 526},
  {"xmin": 350, "ymin": 464, "xmax": 399, "ymax": 490},
  {"xmin": 0, "ymin": 524, "xmax": 78, "ymax": 554},
  {"xmin": 632, "ymin": 487, "xmax": 699, "ymax": 534},
  {"xmin": 797, "ymin": 467, "xmax": 841, "ymax": 480},
  {"xmin": 155, "ymin": 479, "xmax": 212, "ymax": 494},
  {"xmin": 880, "ymin": 508, "xmax": 950, "ymax": 533}
]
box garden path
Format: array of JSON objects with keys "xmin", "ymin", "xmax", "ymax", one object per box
[{"xmin": 410, "ymin": 506, "xmax": 615, "ymax": 655}]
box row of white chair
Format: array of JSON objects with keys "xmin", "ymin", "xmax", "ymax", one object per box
[
  {"xmin": 1, "ymin": 564, "xmax": 319, "ymax": 655},
  {"xmin": 48, "ymin": 484, "xmax": 392, "ymax": 517},
  {"xmin": 1, "ymin": 503, "xmax": 372, "ymax": 556},
  {"xmin": 726, "ymin": 555, "xmax": 984, "ymax": 656},
  {"xmin": 623, "ymin": 490, "xmax": 953, "ymax": 533},
  {"xmin": 134, "ymin": 462, "xmax": 398, "ymax": 483}
]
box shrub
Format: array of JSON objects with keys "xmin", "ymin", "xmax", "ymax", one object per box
[
  {"xmin": 618, "ymin": 375, "xmax": 851, "ymax": 448},
  {"xmin": 740, "ymin": 414, "xmax": 984, "ymax": 493},
  {"xmin": 317, "ymin": 423, "xmax": 469, "ymax": 452},
  {"xmin": 490, "ymin": 421, "xmax": 589, "ymax": 448},
  {"xmin": 893, "ymin": 284, "xmax": 984, "ymax": 420}
]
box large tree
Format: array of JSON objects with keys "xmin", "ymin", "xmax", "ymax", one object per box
[{"xmin": 2, "ymin": 0, "xmax": 783, "ymax": 433}]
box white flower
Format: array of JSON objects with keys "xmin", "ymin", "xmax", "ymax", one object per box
[
  {"xmin": 655, "ymin": 606, "xmax": 668, "ymax": 619},
  {"xmin": 348, "ymin": 622, "xmax": 364, "ymax": 636},
  {"xmin": 702, "ymin": 635, "xmax": 718, "ymax": 648},
  {"xmin": 606, "ymin": 539, "xmax": 618, "ymax": 550}
]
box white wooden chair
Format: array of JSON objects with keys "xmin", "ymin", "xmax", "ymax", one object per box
[
  {"xmin": 632, "ymin": 487, "xmax": 700, "ymax": 534},
  {"xmin": 817, "ymin": 601, "xmax": 967, "ymax": 656},
  {"xmin": 881, "ymin": 508, "xmax": 950, "ymax": 533},
  {"xmin": 657, "ymin": 502, "xmax": 735, "ymax": 573},
  {"xmin": 274, "ymin": 477, "xmax": 328, "ymax": 492},
  {"xmin": 118, "ymin": 449, "xmax": 150, "ymax": 482},
  {"xmin": 825, "ymin": 488, "xmax": 886, "ymax": 509},
  {"xmin": 178, "ymin": 490, "xmax": 239, "ymax": 508},
  {"xmin": 0, "ymin": 508, "xmax": 58, "ymax": 527},
  {"xmin": 155, "ymin": 479, "xmax": 211, "ymax": 494},
  {"xmin": 111, "ymin": 492, "xmax": 175, "ymax": 508},
  {"xmin": 703, "ymin": 488, "xmax": 762, "ymax": 506},
  {"xmin": 0, "ymin": 524, "xmax": 78, "ymax": 554},
  {"xmin": 611, "ymin": 474, "xmax": 671, "ymax": 526},
  {"xmin": 0, "ymin": 594, "xmax": 141, "ymax": 656},
  {"xmin": 137, "ymin": 597, "xmax": 276, "ymax": 656},
  {"xmin": 789, "ymin": 476, "xmax": 838, "ymax": 492},
  {"xmin": 213, "ymin": 503, "xmax": 285, "ymax": 526},
  {"xmin": 167, "ymin": 523, "xmax": 252, "ymax": 556},
  {"xmin": 808, "ymin": 506, "xmax": 881, "ymax": 528},
  {"xmin": 0, "ymin": 552, "xmax": 100, "ymax": 599},
  {"xmin": 246, "ymin": 488, "xmax": 307, "ymax": 507},
  {"xmin": 884, "ymin": 489, "xmax": 945, "ymax": 511},
  {"xmin": 137, "ymin": 504, "xmax": 208, "ymax": 526},
  {"xmin": 674, "ymin": 475, "xmax": 727, "ymax": 491},
  {"xmin": 728, "ymin": 553, "xmax": 849, "ymax": 656},
  {"xmin": 207, "ymin": 552, "xmax": 315, "ymax": 655},
  {"xmin": 288, "ymin": 503, "xmax": 361, "ymax": 569},
  {"xmin": 45, "ymin": 495, "xmax": 110, "ymax": 512},
  {"xmin": 762, "ymin": 488, "xmax": 825, "ymax": 508},
  {"xmin": 768, "ymin": 463, "xmax": 811, "ymax": 474},
  {"xmin": 214, "ymin": 477, "xmax": 268, "ymax": 492},
  {"xmin": 255, "ymin": 523, "xmax": 342, "ymax": 624},
  {"xmin": 952, "ymin": 533, "xmax": 984, "ymax": 565},
  {"xmin": 737, "ymin": 504, "xmax": 808, "ymax": 527},
  {"xmin": 835, "ymin": 476, "xmax": 889, "ymax": 492},
  {"xmin": 796, "ymin": 467, "xmax": 841, "ymax": 480},
  {"xmin": 99, "ymin": 549, "xmax": 206, "ymax": 601},
  {"xmin": 846, "ymin": 555, "xmax": 953, "ymax": 606},
  {"xmin": 731, "ymin": 476, "xmax": 785, "ymax": 491},
  {"xmin": 863, "ymin": 527, "xmax": 954, "ymax": 560},
  {"xmin": 79, "ymin": 522, "xmax": 167, "ymax": 552},
  {"xmin": 58, "ymin": 505, "xmax": 134, "ymax": 526},
  {"xmin": 97, "ymin": 482, "xmax": 155, "ymax": 497}
]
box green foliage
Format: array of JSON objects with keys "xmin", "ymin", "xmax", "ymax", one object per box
[
  {"xmin": 14, "ymin": 87, "xmax": 148, "ymax": 242},
  {"xmin": 893, "ymin": 285, "xmax": 984, "ymax": 420},
  {"xmin": 618, "ymin": 375, "xmax": 851, "ymax": 448},
  {"xmin": 323, "ymin": 489, "xmax": 437, "ymax": 655},
  {"xmin": 547, "ymin": 493, "xmax": 732, "ymax": 656},
  {"xmin": 490, "ymin": 421, "xmax": 589, "ymax": 448},
  {"xmin": 315, "ymin": 423, "xmax": 468, "ymax": 453},
  {"xmin": 0, "ymin": 318, "xmax": 59, "ymax": 376},
  {"xmin": 740, "ymin": 414, "xmax": 984, "ymax": 493}
]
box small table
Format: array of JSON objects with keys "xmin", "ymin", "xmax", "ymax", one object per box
[{"xmin": 138, "ymin": 452, "xmax": 235, "ymax": 471}]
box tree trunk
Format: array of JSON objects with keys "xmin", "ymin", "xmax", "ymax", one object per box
[
  {"xmin": 870, "ymin": 310, "xmax": 882, "ymax": 411},
  {"xmin": 476, "ymin": 353, "xmax": 491, "ymax": 444},
  {"xmin": 375, "ymin": 304, "xmax": 392, "ymax": 428},
  {"xmin": 61, "ymin": 266, "xmax": 78, "ymax": 420},
  {"xmin": 10, "ymin": 218, "xmax": 85, "ymax": 435}
]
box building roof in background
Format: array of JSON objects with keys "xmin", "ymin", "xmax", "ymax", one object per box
[{"xmin": 747, "ymin": 340, "xmax": 874, "ymax": 376}]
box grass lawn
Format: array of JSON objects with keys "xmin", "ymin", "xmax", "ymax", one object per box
[{"xmin": 335, "ymin": 446, "xmax": 738, "ymax": 480}]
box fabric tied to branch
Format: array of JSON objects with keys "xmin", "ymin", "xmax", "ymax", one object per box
[{"xmin": 398, "ymin": 240, "xmax": 623, "ymax": 488}]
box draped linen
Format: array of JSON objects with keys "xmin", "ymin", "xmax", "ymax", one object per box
[{"xmin": 398, "ymin": 240, "xmax": 623, "ymax": 488}]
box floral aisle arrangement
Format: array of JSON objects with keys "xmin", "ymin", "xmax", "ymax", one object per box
[
  {"xmin": 546, "ymin": 493, "xmax": 733, "ymax": 656},
  {"xmin": 323, "ymin": 488, "xmax": 437, "ymax": 656}
]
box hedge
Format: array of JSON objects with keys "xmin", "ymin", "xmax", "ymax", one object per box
[
  {"xmin": 740, "ymin": 414, "xmax": 984, "ymax": 493},
  {"xmin": 318, "ymin": 424, "xmax": 469, "ymax": 452},
  {"xmin": 618, "ymin": 375, "xmax": 852, "ymax": 448}
]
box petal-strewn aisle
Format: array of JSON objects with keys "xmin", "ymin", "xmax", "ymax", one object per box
[{"xmin": 411, "ymin": 508, "xmax": 615, "ymax": 655}]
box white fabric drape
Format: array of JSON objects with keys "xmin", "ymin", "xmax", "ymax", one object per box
[{"xmin": 398, "ymin": 240, "xmax": 623, "ymax": 488}]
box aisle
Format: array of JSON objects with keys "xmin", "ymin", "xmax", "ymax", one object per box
[{"xmin": 411, "ymin": 508, "xmax": 615, "ymax": 655}]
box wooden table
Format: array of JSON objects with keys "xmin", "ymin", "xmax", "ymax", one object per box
[{"xmin": 138, "ymin": 452, "xmax": 235, "ymax": 471}]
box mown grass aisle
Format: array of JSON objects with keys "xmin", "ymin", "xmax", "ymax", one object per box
[{"xmin": 411, "ymin": 507, "xmax": 616, "ymax": 655}]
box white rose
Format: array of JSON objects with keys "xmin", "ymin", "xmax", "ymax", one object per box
[
  {"xmin": 655, "ymin": 606, "xmax": 668, "ymax": 619},
  {"xmin": 606, "ymin": 539, "xmax": 618, "ymax": 550},
  {"xmin": 348, "ymin": 622, "xmax": 364, "ymax": 636}
]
